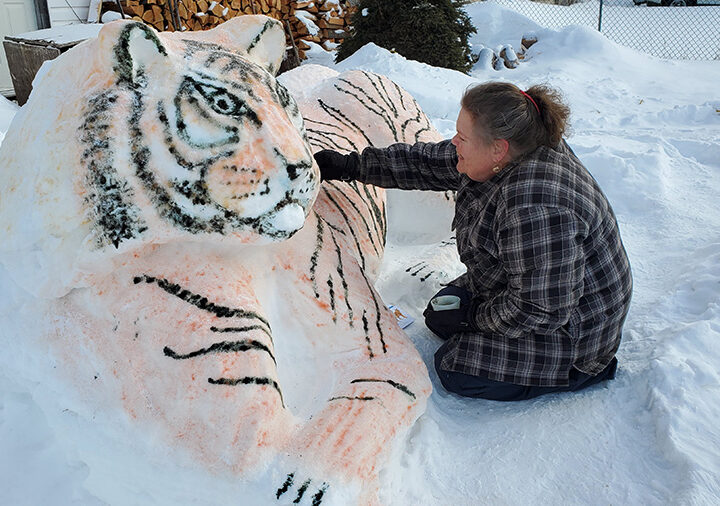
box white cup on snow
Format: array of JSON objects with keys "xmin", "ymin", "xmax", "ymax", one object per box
[{"xmin": 430, "ymin": 295, "xmax": 461, "ymax": 311}]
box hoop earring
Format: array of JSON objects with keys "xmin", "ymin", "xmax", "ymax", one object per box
[{"xmin": 492, "ymin": 166, "xmax": 501, "ymax": 174}]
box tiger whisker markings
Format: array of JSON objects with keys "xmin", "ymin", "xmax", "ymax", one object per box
[
  {"xmin": 328, "ymin": 227, "xmax": 354, "ymax": 327},
  {"xmin": 350, "ymin": 378, "xmax": 417, "ymax": 400},
  {"xmin": 320, "ymin": 187, "xmax": 366, "ymax": 270},
  {"xmin": 163, "ymin": 339, "xmax": 276, "ymax": 364},
  {"xmin": 325, "ymin": 181, "xmax": 381, "ymax": 258},
  {"xmin": 317, "ymin": 99, "xmax": 373, "ymax": 148},
  {"xmin": 133, "ymin": 275, "xmax": 272, "ymax": 329},
  {"xmin": 207, "ymin": 376, "xmax": 285, "ymax": 407}
]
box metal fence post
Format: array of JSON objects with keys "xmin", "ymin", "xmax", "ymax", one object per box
[{"xmin": 598, "ymin": 0, "xmax": 603, "ymax": 32}]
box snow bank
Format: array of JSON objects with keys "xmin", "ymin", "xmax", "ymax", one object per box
[{"xmin": 1, "ymin": 3, "xmax": 720, "ymax": 504}]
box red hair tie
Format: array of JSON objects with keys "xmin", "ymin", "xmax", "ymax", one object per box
[{"xmin": 520, "ymin": 90, "xmax": 540, "ymax": 114}]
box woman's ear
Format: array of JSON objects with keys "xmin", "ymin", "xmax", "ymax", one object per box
[{"xmin": 492, "ymin": 138, "xmax": 510, "ymax": 162}]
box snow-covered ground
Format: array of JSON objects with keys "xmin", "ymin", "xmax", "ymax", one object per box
[{"xmin": 2, "ymin": 3, "xmax": 720, "ymax": 504}]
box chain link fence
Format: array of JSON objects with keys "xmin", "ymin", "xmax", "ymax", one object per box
[{"xmin": 484, "ymin": 0, "xmax": 720, "ymax": 60}]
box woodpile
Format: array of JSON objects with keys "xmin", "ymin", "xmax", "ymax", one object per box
[{"xmin": 102, "ymin": 0, "xmax": 356, "ymax": 63}]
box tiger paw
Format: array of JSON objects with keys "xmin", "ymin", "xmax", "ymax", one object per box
[{"xmin": 274, "ymin": 472, "xmax": 329, "ymax": 505}]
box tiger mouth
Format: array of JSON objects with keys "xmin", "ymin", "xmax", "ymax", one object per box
[{"xmin": 257, "ymin": 196, "xmax": 311, "ymax": 238}]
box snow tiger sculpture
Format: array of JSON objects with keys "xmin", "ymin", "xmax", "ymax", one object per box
[{"xmin": 0, "ymin": 15, "xmax": 442, "ymax": 504}]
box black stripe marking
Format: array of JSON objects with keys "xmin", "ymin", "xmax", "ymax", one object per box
[
  {"xmin": 350, "ymin": 378, "xmax": 416, "ymax": 400},
  {"xmin": 420, "ymin": 271, "xmax": 435, "ymax": 282},
  {"xmin": 361, "ymin": 71, "xmax": 398, "ymax": 117},
  {"xmin": 294, "ymin": 479, "xmax": 311, "ymax": 503},
  {"xmin": 247, "ymin": 19, "xmax": 276, "ymax": 52},
  {"xmin": 317, "ymin": 99, "xmax": 373, "ymax": 147},
  {"xmin": 307, "ymin": 127, "xmax": 359, "ymax": 152},
  {"xmin": 391, "ymin": 80, "xmax": 407, "ymax": 110},
  {"xmin": 356, "ymin": 182, "xmax": 385, "ymax": 246},
  {"xmin": 306, "ymin": 117, "xmax": 344, "ymax": 131},
  {"xmin": 362, "ymin": 310, "xmax": 374, "ymax": 359},
  {"xmin": 276, "ymin": 473, "xmax": 294, "ymax": 499},
  {"xmin": 310, "ymin": 213, "xmax": 324, "ymax": 299},
  {"xmin": 207, "ymin": 376, "xmax": 284, "ymax": 406},
  {"xmin": 360, "ymin": 273, "xmax": 387, "ymax": 354},
  {"xmin": 81, "ymin": 91, "xmax": 148, "ymax": 249},
  {"xmin": 306, "ymin": 128, "xmax": 347, "ymax": 151},
  {"xmin": 133, "ymin": 275, "xmax": 271, "ymax": 329},
  {"xmin": 312, "ymin": 484, "xmax": 329, "ymax": 506},
  {"xmin": 334, "ymin": 80, "xmax": 398, "ymax": 142},
  {"xmin": 328, "ymin": 396, "xmax": 376, "ymax": 401},
  {"xmin": 307, "ymin": 134, "xmax": 334, "ymax": 151},
  {"xmin": 405, "ymin": 262, "xmax": 424, "ymax": 272},
  {"xmin": 328, "ymin": 227, "xmax": 354, "ymax": 327},
  {"xmin": 210, "ymin": 324, "xmax": 273, "ymax": 343},
  {"xmin": 411, "ymin": 265, "xmax": 427, "ymax": 276},
  {"xmin": 163, "ymin": 339, "xmax": 275, "ymax": 364},
  {"xmin": 320, "ymin": 187, "xmax": 366, "ymax": 270},
  {"xmin": 326, "ymin": 181, "xmax": 381, "ymax": 258},
  {"xmin": 327, "ymin": 275, "xmax": 337, "ymax": 323}
]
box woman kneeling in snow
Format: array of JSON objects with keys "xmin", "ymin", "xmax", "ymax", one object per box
[{"xmin": 314, "ymin": 82, "xmax": 633, "ymax": 402}]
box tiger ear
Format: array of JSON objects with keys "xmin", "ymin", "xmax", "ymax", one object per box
[
  {"xmin": 209, "ymin": 15, "xmax": 286, "ymax": 76},
  {"xmin": 101, "ymin": 20, "xmax": 168, "ymax": 87}
]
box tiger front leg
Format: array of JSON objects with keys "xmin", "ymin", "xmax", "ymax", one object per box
[{"xmin": 272, "ymin": 344, "xmax": 430, "ymax": 505}]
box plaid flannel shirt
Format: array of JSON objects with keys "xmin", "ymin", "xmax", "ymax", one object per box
[{"xmin": 358, "ymin": 139, "xmax": 633, "ymax": 387}]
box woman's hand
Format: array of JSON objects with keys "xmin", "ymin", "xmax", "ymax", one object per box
[{"xmin": 313, "ymin": 150, "xmax": 360, "ymax": 181}]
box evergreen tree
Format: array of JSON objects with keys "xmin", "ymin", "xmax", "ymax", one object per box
[{"xmin": 336, "ymin": 0, "xmax": 477, "ymax": 73}]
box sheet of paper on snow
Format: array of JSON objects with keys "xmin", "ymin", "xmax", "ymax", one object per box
[{"xmin": 387, "ymin": 305, "xmax": 415, "ymax": 329}]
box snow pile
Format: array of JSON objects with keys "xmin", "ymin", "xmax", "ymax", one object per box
[{"xmin": 2, "ymin": 3, "xmax": 720, "ymax": 504}]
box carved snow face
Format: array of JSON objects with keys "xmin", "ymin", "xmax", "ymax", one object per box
[{"xmin": 82, "ymin": 20, "xmax": 320, "ymax": 248}]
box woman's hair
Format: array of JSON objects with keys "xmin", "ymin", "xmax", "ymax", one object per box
[{"xmin": 460, "ymin": 82, "xmax": 570, "ymax": 159}]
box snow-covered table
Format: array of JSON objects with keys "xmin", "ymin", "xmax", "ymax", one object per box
[{"xmin": 3, "ymin": 24, "xmax": 102, "ymax": 105}]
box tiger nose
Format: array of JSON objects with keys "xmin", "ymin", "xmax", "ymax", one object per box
[{"xmin": 271, "ymin": 147, "xmax": 312, "ymax": 181}]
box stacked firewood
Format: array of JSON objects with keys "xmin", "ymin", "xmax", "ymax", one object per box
[
  {"xmin": 109, "ymin": 0, "xmax": 355, "ymax": 61},
  {"xmin": 289, "ymin": 0, "xmax": 354, "ymax": 59}
]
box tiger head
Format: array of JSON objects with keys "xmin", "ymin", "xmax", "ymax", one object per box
[
  {"xmin": 0, "ymin": 16, "xmax": 320, "ymax": 296},
  {"xmin": 88, "ymin": 17, "xmax": 319, "ymax": 245}
]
